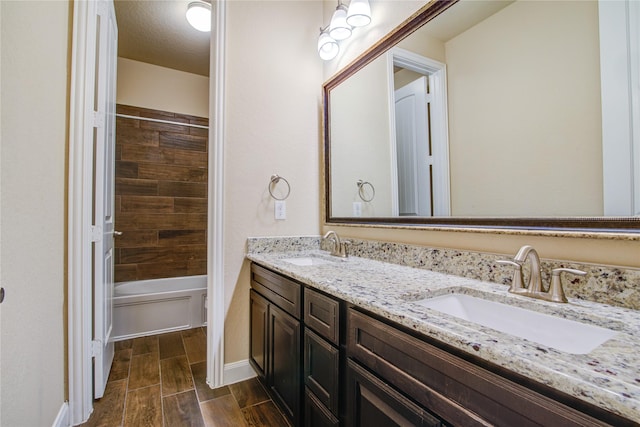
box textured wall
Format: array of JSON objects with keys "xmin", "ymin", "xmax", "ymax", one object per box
[
  {"xmin": 0, "ymin": 1, "xmax": 68, "ymax": 424},
  {"xmin": 114, "ymin": 104, "xmax": 208, "ymax": 282}
]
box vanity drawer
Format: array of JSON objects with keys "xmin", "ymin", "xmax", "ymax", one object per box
[
  {"xmin": 251, "ymin": 263, "xmax": 301, "ymax": 319},
  {"xmin": 347, "ymin": 308, "xmax": 611, "ymax": 427},
  {"xmin": 304, "ymin": 328, "xmax": 339, "ymax": 416},
  {"xmin": 304, "ymin": 288, "xmax": 340, "ymax": 345},
  {"xmin": 305, "ymin": 388, "xmax": 339, "ymax": 427}
]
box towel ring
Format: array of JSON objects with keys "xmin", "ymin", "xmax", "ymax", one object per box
[
  {"xmin": 269, "ymin": 174, "xmax": 291, "ymax": 201},
  {"xmin": 357, "ymin": 180, "xmax": 375, "ymax": 202}
]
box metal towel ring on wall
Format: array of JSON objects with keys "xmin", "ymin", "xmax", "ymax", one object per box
[
  {"xmin": 357, "ymin": 179, "xmax": 375, "ymax": 202},
  {"xmin": 269, "ymin": 174, "xmax": 291, "ymax": 200}
]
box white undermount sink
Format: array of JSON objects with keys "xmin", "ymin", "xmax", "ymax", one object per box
[
  {"xmin": 415, "ymin": 293, "xmax": 617, "ymax": 354},
  {"xmin": 281, "ymin": 257, "xmax": 334, "ymax": 266}
]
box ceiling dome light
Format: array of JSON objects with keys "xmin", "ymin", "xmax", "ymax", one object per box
[
  {"xmin": 186, "ymin": 1, "xmax": 211, "ymax": 32},
  {"xmin": 318, "ymin": 28, "xmax": 339, "ymax": 61},
  {"xmin": 346, "ymin": 0, "xmax": 371, "ymax": 27},
  {"xmin": 329, "ymin": 4, "xmax": 352, "ymax": 41}
]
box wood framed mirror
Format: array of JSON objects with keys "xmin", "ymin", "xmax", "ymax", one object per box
[{"xmin": 323, "ymin": 0, "xmax": 640, "ymax": 232}]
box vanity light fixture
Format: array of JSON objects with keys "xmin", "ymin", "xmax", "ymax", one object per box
[
  {"xmin": 346, "ymin": 0, "xmax": 371, "ymax": 27},
  {"xmin": 186, "ymin": 1, "xmax": 211, "ymax": 32},
  {"xmin": 318, "ymin": 27, "xmax": 340, "ymax": 61},
  {"xmin": 319, "ymin": 0, "xmax": 372, "ymax": 61},
  {"xmin": 329, "ymin": 3, "xmax": 352, "ymax": 41}
]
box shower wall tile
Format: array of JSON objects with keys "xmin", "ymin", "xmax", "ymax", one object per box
[
  {"xmin": 174, "ymin": 198, "xmax": 207, "ymax": 213},
  {"xmin": 158, "ymin": 181, "xmax": 207, "ymax": 198},
  {"xmin": 115, "ymin": 104, "xmax": 208, "ymax": 283},
  {"xmin": 116, "ymin": 213, "xmax": 207, "ymax": 231}
]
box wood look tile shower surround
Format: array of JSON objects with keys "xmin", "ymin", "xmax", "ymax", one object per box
[
  {"xmin": 81, "ymin": 328, "xmax": 290, "ymax": 427},
  {"xmin": 114, "ymin": 105, "xmax": 208, "ymax": 282}
]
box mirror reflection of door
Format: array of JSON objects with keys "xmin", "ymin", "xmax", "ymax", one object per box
[
  {"xmin": 394, "ymin": 77, "xmax": 431, "ymax": 216},
  {"xmin": 389, "ymin": 48, "xmax": 451, "ymax": 217}
]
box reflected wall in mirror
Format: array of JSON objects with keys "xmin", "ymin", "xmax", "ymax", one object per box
[{"xmin": 325, "ymin": 0, "xmax": 640, "ymax": 230}]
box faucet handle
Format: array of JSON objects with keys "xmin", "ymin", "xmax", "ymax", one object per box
[
  {"xmin": 496, "ymin": 260, "xmax": 526, "ymax": 293},
  {"xmin": 496, "ymin": 259, "xmax": 521, "ymax": 268},
  {"xmin": 548, "ymin": 268, "xmax": 587, "ymax": 303},
  {"xmin": 341, "ymin": 240, "xmax": 351, "ymax": 257}
]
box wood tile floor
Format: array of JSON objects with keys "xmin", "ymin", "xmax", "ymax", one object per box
[{"xmin": 81, "ymin": 328, "xmax": 290, "ymax": 427}]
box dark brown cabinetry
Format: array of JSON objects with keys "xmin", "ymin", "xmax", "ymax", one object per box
[
  {"xmin": 249, "ymin": 289, "xmax": 268, "ymax": 380},
  {"xmin": 304, "ymin": 288, "xmax": 342, "ymax": 426},
  {"xmin": 250, "ymin": 263, "xmax": 633, "ymax": 427},
  {"xmin": 250, "ymin": 264, "xmax": 303, "ymax": 426},
  {"xmin": 346, "ymin": 359, "xmax": 445, "ymax": 427},
  {"xmin": 346, "ymin": 307, "xmax": 630, "ymax": 427}
]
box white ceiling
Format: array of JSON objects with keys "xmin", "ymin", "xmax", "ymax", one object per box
[{"xmin": 114, "ymin": 0, "xmax": 210, "ymax": 76}]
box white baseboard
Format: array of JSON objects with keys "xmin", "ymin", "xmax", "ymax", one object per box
[
  {"xmin": 52, "ymin": 402, "xmax": 70, "ymax": 427},
  {"xmin": 223, "ymin": 359, "xmax": 257, "ymax": 386}
]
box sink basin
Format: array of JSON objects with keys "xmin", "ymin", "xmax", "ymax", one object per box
[
  {"xmin": 281, "ymin": 257, "xmax": 334, "ymax": 266},
  {"xmin": 415, "ymin": 293, "xmax": 616, "ymax": 354}
]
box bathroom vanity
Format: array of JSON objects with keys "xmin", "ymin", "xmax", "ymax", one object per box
[{"xmin": 247, "ymin": 241, "xmax": 640, "ymax": 426}]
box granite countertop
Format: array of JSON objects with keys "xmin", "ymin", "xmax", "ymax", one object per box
[{"xmin": 246, "ymin": 249, "xmax": 640, "ymax": 422}]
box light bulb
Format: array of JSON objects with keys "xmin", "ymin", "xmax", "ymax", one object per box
[
  {"xmin": 346, "ymin": 0, "xmax": 371, "ymax": 27},
  {"xmin": 329, "ymin": 5, "xmax": 352, "ymax": 41},
  {"xmin": 186, "ymin": 2, "xmax": 211, "ymax": 32},
  {"xmin": 318, "ymin": 30, "xmax": 339, "ymax": 61}
]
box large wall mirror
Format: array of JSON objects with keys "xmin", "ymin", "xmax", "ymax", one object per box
[{"xmin": 324, "ymin": 0, "xmax": 640, "ymax": 231}]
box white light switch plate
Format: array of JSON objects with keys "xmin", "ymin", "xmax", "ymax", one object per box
[
  {"xmin": 352, "ymin": 201, "xmax": 362, "ymax": 217},
  {"xmin": 275, "ymin": 200, "xmax": 286, "ymax": 220}
]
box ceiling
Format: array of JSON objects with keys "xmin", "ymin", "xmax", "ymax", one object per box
[{"xmin": 114, "ymin": 0, "xmax": 211, "ymax": 76}]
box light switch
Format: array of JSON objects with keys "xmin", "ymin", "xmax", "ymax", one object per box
[
  {"xmin": 275, "ymin": 200, "xmax": 286, "ymax": 220},
  {"xmin": 353, "ymin": 201, "xmax": 362, "ymax": 217}
]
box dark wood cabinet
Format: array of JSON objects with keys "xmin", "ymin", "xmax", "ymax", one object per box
[
  {"xmin": 250, "ymin": 264, "xmax": 303, "ymax": 426},
  {"xmin": 304, "ymin": 287, "xmax": 340, "ymax": 345},
  {"xmin": 346, "ymin": 359, "xmax": 445, "ymax": 427},
  {"xmin": 304, "ymin": 328, "xmax": 339, "ymax": 414},
  {"xmin": 346, "ymin": 307, "xmax": 627, "ymax": 427},
  {"xmin": 249, "ymin": 289, "xmax": 268, "ymax": 380},
  {"xmin": 269, "ymin": 303, "xmax": 301, "ymax": 423},
  {"xmin": 250, "ymin": 263, "xmax": 633, "ymax": 427},
  {"xmin": 305, "ymin": 388, "xmax": 340, "ymax": 427},
  {"xmin": 304, "ymin": 287, "xmax": 342, "ymax": 423}
]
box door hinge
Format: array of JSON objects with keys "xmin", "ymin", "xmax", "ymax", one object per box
[
  {"xmin": 90, "ymin": 225, "xmax": 102, "ymax": 242},
  {"xmin": 90, "ymin": 339, "xmax": 102, "ymax": 358},
  {"xmin": 93, "ymin": 111, "xmax": 104, "ymax": 128}
]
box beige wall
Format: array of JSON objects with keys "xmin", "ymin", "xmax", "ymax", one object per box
[
  {"xmin": 445, "ymin": 0, "xmax": 603, "ymax": 216},
  {"xmin": 331, "ymin": 54, "xmax": 392, "ymax": 217},
  {"xmin": 320, "ymin": 0, "xmax": 640, "ymax": 269},
  {"xmin": 0, "ymin": 1, "xmax": 69, "ymax": 425},
  {"xmin": 223, "ymin": 1, "xmax": 323, "ymax": 363},
  {"xmin": 116, "ymin": 57, "xmax": 209, "ymax": 118}
]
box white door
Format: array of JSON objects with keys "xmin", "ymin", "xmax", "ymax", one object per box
[
  {"xmin": 394, "ymin": 77, "xmax": 432, "ymax": 216},
  {"xmin": 93, "ymin": 0, "xmax": 118, "ymax": 398}
]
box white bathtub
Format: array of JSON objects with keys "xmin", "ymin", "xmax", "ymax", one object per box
[{"xmin": 112, "ymin": 275, "xmax": 207, "ymax": 341}]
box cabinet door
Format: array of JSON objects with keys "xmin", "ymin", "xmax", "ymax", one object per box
[
  {"xmin": 305, "ymin": 388, "xmax": 340, "ymax": 427},
  {"xmin": 249, "ymin": 289, "xmax": 269, "ymax": 381},
  {"xmin": 346, "ymin": 359, "xmax": 444, "ymax": 427},
  {"xmin": 270, "ymin": 303, "xmax": 302, "ymax": 426},
  {"xmin": 304, "ymin": 328, "xmax": 339, "ymax": 416}
]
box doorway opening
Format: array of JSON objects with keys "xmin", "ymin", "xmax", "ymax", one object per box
[{"xmin": 387, "ymin": 48, "xmax": 451, "ymax": 217}]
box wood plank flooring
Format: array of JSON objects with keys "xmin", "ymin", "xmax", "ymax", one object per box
[{"xmin": 80, "ymin": 328, "xmax": 290, "ymax": 427}]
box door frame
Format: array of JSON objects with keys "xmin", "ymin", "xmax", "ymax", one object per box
[
  {"xmin": 386, "ymin": 48, "xmax": 451, "ymax": 217},
  {"xmin": 207, "ymin": 0, "xmax": 227, "ymax": 390},
  {"xmin": 68, "ymin": 1, "xmax": 100, "ymax": 423},
  {"xmin": 599, "ymin": 0, "xmax": 640, "ymax": 216},
  {"xmin": 68, "ymin": 1, "xmax": 226, "ymax": 423}
]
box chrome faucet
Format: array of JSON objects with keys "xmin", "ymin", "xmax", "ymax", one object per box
[
  {"xmin": 322, "ymin": 231, "xmax": 349, "ymax": 258},
  {"xmin": 497, "ymin": 245, "xmax": 586, "ymax": 303}
]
